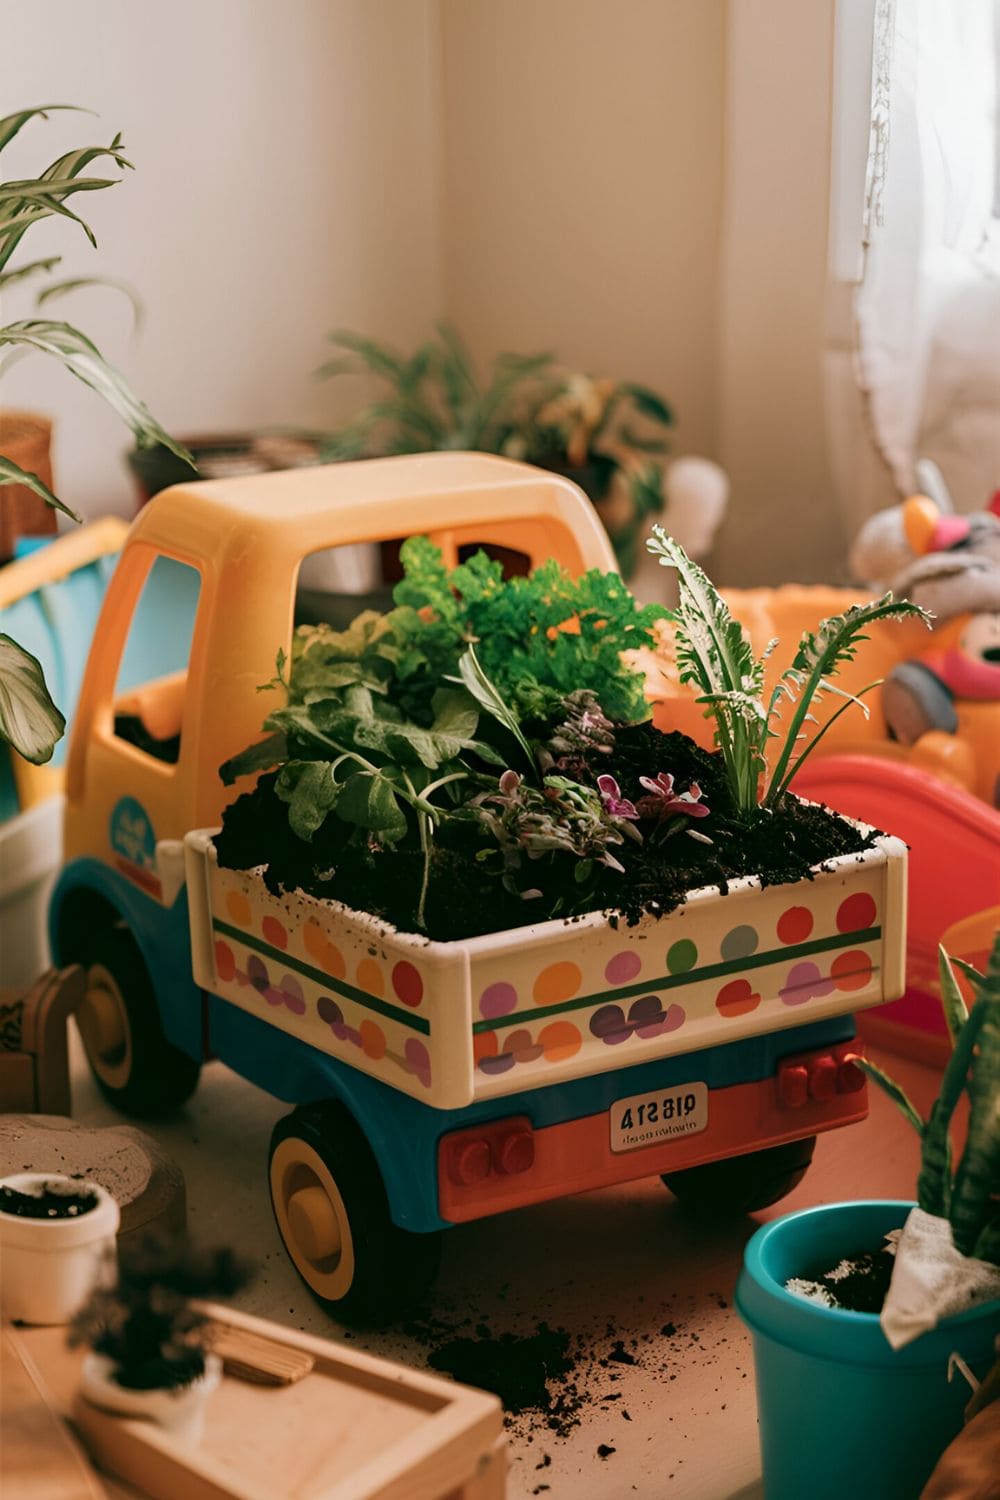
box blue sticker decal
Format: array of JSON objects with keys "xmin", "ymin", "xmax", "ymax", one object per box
[{"xmin": 110, "ymin": 796, "xmax": 156, "ymax": 869}]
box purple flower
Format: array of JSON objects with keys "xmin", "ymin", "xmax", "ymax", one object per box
[
  {"xmin": 597, "ymin": 774, "xmax": 640, "ymax": 820},
  {"xmin": 636, "ymin": 771, "xmax": 710, "ymax": 820}
]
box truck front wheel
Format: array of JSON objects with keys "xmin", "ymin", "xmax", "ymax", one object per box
[
  {"xmin": 661, "ymin": 1136, "xmax": 816, "ymax": 1215},
  {"xmin": 269, "ymin": 1105, "xmax": 442, "ymax": 1327},
  {"xmin": 74, "ymin": 924, "xmax": 201, "ymax": 1117}
]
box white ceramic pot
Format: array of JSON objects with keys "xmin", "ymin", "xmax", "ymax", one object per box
[
  {"xmin": 79, "ymin": 1351, "xmax": 222, "ymax": 1445},
  {"xmin": 0, "ymin": 1172, "xmax": 119, "ymax": 1325}
]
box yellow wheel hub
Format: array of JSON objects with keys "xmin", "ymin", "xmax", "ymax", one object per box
[
  {"xmin": 270, "ymin": 1135, "xmax": 355, "ymax": 1302},
  {"xmin": 77, "ymin": 963, "xmax": 131, "ymax": 1089}
]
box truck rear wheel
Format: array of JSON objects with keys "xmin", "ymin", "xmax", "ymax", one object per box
[
  {"xmin": 661, "ymin": 1136, "xmax": 816, "ymax": 1215},
  {"xmin": 269, "ymin": 1104, "xmax": 442, "ymax": 1327},
  {"xmin": 74, "ymin": 924, "xmax": 201, "ymax": 1117}
]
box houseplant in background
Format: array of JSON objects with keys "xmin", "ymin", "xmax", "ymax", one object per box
[
  {"xmin": 316, "ymin": 323, "xmax": 692, "ymax": 576},
  {"xmin": 736, "ymin": 935, "xmax": 1000, "ymax": 1500},
  {"xmin": 72, "ymin": 1232, "xmax": 247, "ymax": 1443},
  {"xmin": 0, "ymin": 103, "xmax": 190, "ymax": 767}
]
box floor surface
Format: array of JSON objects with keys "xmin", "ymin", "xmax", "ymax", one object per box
[{"xmin": 68, "ymin": 1028, "xmax": 939, "ymax": 1500}]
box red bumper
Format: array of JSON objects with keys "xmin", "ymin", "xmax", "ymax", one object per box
[{"xmin": 438, "ymin": 1040, "xmax": 866, "ymax": 1223}]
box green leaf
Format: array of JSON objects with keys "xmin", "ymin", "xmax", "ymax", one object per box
[
  {"xmin": 219, "ymin": 731, "xmax": 287, "ymax": 786},
  {"xmin": 622, "ymin": 383, "xmax": 673, "ymax": 426},
  {"xmin": 937, "ymin": 944, "xmax": 969, "ymax": 1048},
  {"xmin": 0, "ymin": 256, "xmax": 61, "ymax": 290},
  {"xmin": 0, "ymin": 634, "xmax": 65, "ymax": 763},
  {"xmin": 336, "ymin": 770, "xmax": 408, "ymax": 843},
  {"xmin": 852, "ymin": 1056, "xmax": 925, "ymax": 1135},
  {"xmin": 0, "ymin": 454, "xmax": 81, "ymax": 522},
  {"xmin": 449, "ymin": 646, "xmax": 536, "ymax": 770},
  {"xmin": 0, "ymin": 320, "xmax": 192, "ymax": 465},
  {"xmin": 0, "ymin": 106, "xmax": 90, "ymax": 154},
  {"xmin": 37, "ymin": 274, "xmax": 142, "ymax": 330},
  {"xmin": 275, "ymin": 759, "xmax": 341, "ymax": 840}
]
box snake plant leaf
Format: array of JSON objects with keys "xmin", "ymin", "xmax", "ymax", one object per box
[
  {"xmin": 0, "ymin": 453, "xmax": 81, "ymax": 522},
  {"xmin": 937, "ymin": 944, "xmax": 969, "ymax": 1047},
  {"xmin": 0, "ymin": 321, "xmax": 192, "ymax": 464},
  {"xmin": 0, "ymin": 634, "xmax": 65, "ymax": 763},
  {"xmin": 851, "ymin": 1055, "xmax": 925, "ymax": 1136},
  {"xmin": 949, "ymin": 936, "xmax": 1000, "ymax": 1259}
]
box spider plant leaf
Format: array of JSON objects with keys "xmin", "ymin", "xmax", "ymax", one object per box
[
  {"xmin": 0, "ymin": 454, "xmax": 81, "ymax": 522},
  {"xmin": 0, "ymin": 633, "xmax": 65, "ymax": 763},
  {"xmin": 36, "ymin": 274, "xmax": 143, "ymax": 329},
  {"xmin": 325, "ymin": 329, "xmax": 407, "ymax": 380},
  {"xmin": 0, "ymin": 255, "xmax": 61, "ymax": 290},
  {"xmin": 0, "ymin": 320, "xmax": 192, "ymax": 464},
  {"xmin": 0, "ymin": 105, "xmax": 90, "ymax": 154}
]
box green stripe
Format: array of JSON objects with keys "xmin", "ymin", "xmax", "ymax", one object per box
[
  {"xmin": 472, "ymin": 925, "xmax": 882, "ymax": 1033},
  {"xmin": 212, "ymin": 917, "xmax": 431, "ymax": 1036}
]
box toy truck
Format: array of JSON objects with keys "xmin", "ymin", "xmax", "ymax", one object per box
[{"xmin": 49, "ymin": 454, "xmax": 906, "ymax": 1322}]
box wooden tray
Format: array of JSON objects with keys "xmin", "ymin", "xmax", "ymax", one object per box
[{"xmin": 11, "ymin": 1305, "xmax": 505, "ymax": 1500}]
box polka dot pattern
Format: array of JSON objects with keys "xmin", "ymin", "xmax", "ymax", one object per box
[
  {"xmin": 667, "ymin": 939, "xmax": 698, "ymax": 974},
  {"xmin": 777, "ymin": 907, "xmax": 813, "ymax": 945},
  {"xmin": 392, "ymin": 961, "xmax": 424, "ymax": 1008},
  {"xmin": 533, "ymin": 961, "xmax": 582, "ymax": 1006},
  {"xmin": 715, "ymin": 979, "xmax": 761, "ymax": 1018},
  {"xmin": 605, "ymin": 951, "xmax": 642, "ymax": 986},
  {"xmin": 479, "ymin": 981, "xmax": 518, "ymax": 1020},
  {"xmin": 356, "ymin": 958, "xmax": 384, "ymax": 997},
  {"xmin": 837, "ymin": 892, "xmax": 877, "ymax": 933},
  {"xmin": 261, "ymin": 916, "xmax": 287, "ymax": 950},
  {"xmin": 831, "ymin": 950, "xmax": 874, "ymax": 991},
  {"xmin": 780, "ymin": 961, "xmax": 836, "ymax": 1007},
  {"xmin": 721, "ymin": 925, "xmax": 758, "ymax": 961},
  {"xmin": 588, "ymin": 997, "xmax": 685, "ymax": 1047},
  {"xmin": 225, "ymin": 890, "xmax": 252, "ymax": 926},
  {"xmin": 214, "ymin": 940, "xmax": 235, "ymax": 982}
]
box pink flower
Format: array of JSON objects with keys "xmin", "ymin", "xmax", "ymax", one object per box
[
  {"xmin": 597, "ymin": 774, "xmax": 639, "ymax": 820},
  {"xmin": 636, "ymin": 771, "xmax": 710, "ymax": 820}
]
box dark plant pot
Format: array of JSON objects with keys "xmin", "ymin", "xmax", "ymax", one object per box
[
  {"xmin": 127, "ymin": 431, "xmax": 323, "ymax": 508},
  {"xmin": 736, "ymin": 1200, "xmax": 1000, "ymax": 1500}
]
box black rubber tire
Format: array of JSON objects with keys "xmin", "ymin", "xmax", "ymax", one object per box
[
  {"xmin": 269, "ymin": 1104, "xmax": 442, "ymax": 1327},
  {"xmin": 73, "ymin": 921, "xmax": 201, "ymax": 1117},
  {"xmin": 661, "ymin": 1136, "xmax": 817, "ymax": 1215}
]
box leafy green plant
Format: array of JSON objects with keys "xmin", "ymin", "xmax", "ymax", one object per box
[
  {"xmin": 317, "ymin": 324, "xmax": 557, "ymax": 461},
  {"xmin": 647, "ymin": 527, "xmax": 930, "ymax": 817},
  {"xmin": 0, "ymin": 104, "xmax": 190, "ymax": 763},
  {"xmin": 70, "ymin": 1233, "xmax": 248, "ymax": 1391},
  {"xmin": 220, "ymin": 542, "xmax": 676, "ymax": 930},
  {"xmin": 315, "ymin": 324, "xmax": 673, "ymax": 575},
  {"xmin": 854, "ymin": 937, "xmax": 1000, "ymax": 1265}
]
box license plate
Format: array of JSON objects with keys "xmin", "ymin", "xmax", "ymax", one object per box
[{"xmin": 609, "ymin": 1082, "xmax": 709, "ymax": 1154}]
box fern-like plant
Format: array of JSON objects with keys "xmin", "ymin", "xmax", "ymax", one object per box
[
  {"xmin": 646, "ymin": 527, "xmax": 930, "ymax": 817},
  {"xmin": 854, "ymin": 936, "xmax": 1000, "ymax": 1265},
  {"xmin": 0, "ymin": 104, "xmax": 190, "ymax": 764}
]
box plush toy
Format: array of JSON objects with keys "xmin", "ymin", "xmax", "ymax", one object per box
[{"xmin": 851, "ymin": 487, "xmax": 1000, "ymax": 804}]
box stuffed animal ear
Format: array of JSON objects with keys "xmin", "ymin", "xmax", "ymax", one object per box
[{"xmin": 902, "ymin": 494, "xmax": 941, "ymax": 556}]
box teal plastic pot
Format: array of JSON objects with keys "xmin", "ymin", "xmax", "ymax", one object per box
[{"xmin": 736, "ymin": 1201, "xmax": 1000, "ymax": 1500}]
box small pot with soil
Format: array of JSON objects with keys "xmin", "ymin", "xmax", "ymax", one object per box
[
  {"xmin": 0, "ymin": 1172, "xmax": 120, "ymax": 1325},
  {"xmin": 737, "ymin": 938, "xmax": 1000, "ymax": 1500},
  {"xmin": 72, "ymin": 1233, "xmax": 247, "ymax": 1445}
]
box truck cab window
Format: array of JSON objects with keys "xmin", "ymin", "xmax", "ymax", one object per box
[{"xmin": 113, "ymin": 556, "xmax": 201, "ymax": 765}]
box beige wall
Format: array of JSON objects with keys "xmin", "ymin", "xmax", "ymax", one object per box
[
  {"xmin": 440, "ymin": 0, "xmax": 727, "ymax": 463},
  {"xmin": 2, "ymin": 0, "xmax": 443, "ymax": 520},
  {"xmin": 713, "ymin": 0, "xmax": 844, "ymax": 584},
  {"xmin": 6, "ymin": 1, "xmax": 844, "ymax": 584}
]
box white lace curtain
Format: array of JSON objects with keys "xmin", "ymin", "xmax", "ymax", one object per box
[{"xmin": 854, "ymin": 0, "xmax": 1000, "ymax": 516}]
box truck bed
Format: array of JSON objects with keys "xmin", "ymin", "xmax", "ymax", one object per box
[{"xmin": 184, "ymin": 827, "xmax": 907, "ymax": 1111}]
